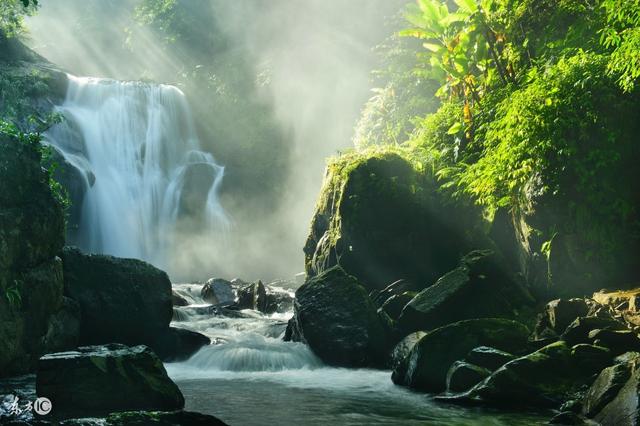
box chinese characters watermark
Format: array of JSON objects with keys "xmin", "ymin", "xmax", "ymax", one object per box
[{"xmin": 1, "ymin": 395, "xmax": 52, "ymax": 417}]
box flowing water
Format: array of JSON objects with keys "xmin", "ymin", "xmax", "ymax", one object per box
[
  {"xmin": 166, "ymin": 284, "xmax": 549, "ymax": 425},
  {"xmin": 43, "ymin": 75, "xmax": 229, "ymax": 274}
]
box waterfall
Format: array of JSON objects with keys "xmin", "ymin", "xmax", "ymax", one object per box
[{"xmin": 44, "ymin": 75, "xmax": 229, "ymax": 273}]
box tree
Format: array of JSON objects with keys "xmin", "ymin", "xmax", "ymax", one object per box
[
  {"xmin": 601, "ymin": 0, "xmax": 640, "ymax": 91},
  {"xmin": 1, "ymin": 0, "xmax": 39, "ymax": 36}
]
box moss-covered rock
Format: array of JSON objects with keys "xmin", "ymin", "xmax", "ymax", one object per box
[
  {"xmin": 446, "ymin": 361, "xmax": 491, "ymax": 393},
  {"xmin": 397, "ymin": 250, "xmax": 531, "ymax": 333},
  {"xmin": 284, "ymin": 265, "xmax": 392, "ymax": 367},
  {"xmin": 393, "ymin": 318, "xmax": 529, "ymax": 392},
  {"xmin": 466, "ymin": 342, "xmax": 611, "ymax": 408},
  {"xmin": 304, "ymin": 150, "xmax": 480, "ymax": 291},
  {"xmin": 105, "ymin": 410, "xmax": 227, "ymax": 425},
  {"xmin": 0, "ymin": 133, "xmax": 72, "ymax": 377},
  {"xmin": 36, "ymin": 344, "xmax": 184, "ymax": 417}
]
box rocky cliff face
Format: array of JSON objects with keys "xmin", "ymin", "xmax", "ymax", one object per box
[{"xmin": 0, "ymin": 133, "xmax": 74, "ymax": 376}]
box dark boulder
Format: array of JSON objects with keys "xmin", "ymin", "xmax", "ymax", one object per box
[
  {"xmin": 285, "ymin": 266, "xmax": 392, "ymax": 367},
  {"xmin": 464, "ymin": 346, "xmax": 515, "ymax": 372},
  {"xmin": 172, "ymin": 290, "xmax": 189, "ymax": 307},
  {"xmin": 393, "ymin": 318, "xmax": 529, "ymax": 392},
  {"xmin": 582, "ymin": 361, "xmax": 632, "ymax": 418},
  {"xmin": 390, "ymin": 332, "xmax": 426, "ymax": 381},
  {"xmin": 304, "ymin": 152, "xmax": 480, "ymax": 292},
  {"xmin": 466, "ymin": 342, "xmax": 611, "ymax": 408},
  {"xmin": 236, "ymin": 281, "xmax": 267, "ymax": 311},
  {"xmin": 561, "ymin": 316, "xmax": 626, "ymax": 346},
  {"xmin": 533, "ymin": 299, "xmax": 591, "ymax": 340},
  {"xmin": 105, "ymin": 410, "xmax": 228, "ymax": 425},
  {"xmin": 201, "ymin": 278, "xmax": 235, "ymax": 305},
  {"xmin": 591, "ymin": 358, "xmax": 640, "ymax": 425},
  {"xmin": 397, "ymin": 250, "xmax": 531, "ymax": 333},
  {"xmin": 379, "ymin": 293, "xmax": 414, "ymax": 321},
  {"xmin": 588, "ymin": 329, "xmax": 640, "ymax": 355},
  {"xmin": 446, "ymin": 361, "xmax": 491, "ymax": 393},
  {"xmin": 0, "ymin": 132, "xmax": 72, "ymax": 377},
  {"xmin": 263, "ymin": 289, "xmax": 295, "ymax": 314},
  {"xmin": 62, "ymin": 247, "xmax": 173, "ymax": 347},
  {"xmin": 151, "ymin": 327, "xmax": 210, "ymax": 362},
  {"xmin": 36, "ymin": 344, "xmax": 184, "ymax": 416}
]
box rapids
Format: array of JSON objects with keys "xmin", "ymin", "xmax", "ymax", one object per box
[{"xmin": 166, "ymin": 283, "xmax": 548, "ymax": 425}]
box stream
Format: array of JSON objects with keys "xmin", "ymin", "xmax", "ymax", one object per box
[{"xmin": 165, "ymin": 283, "xmax": 549, "ymax": 426}]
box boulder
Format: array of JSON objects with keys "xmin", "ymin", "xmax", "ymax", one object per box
[
  {"xmin": 390, "ymin": 332, "xmax": 426, "ymax": 381},
  {"xmin": 588, "ymin": 329, "xmax": 640, "ymax": 355},
  {"xmin": 533, "ymin": 299, "xmax": 591, "ymax": 339},
  {"xmin": 446, "ymin": 361, "xmax": 491, "ymax": 393},
  {"xmin": 464, "ymin": 346, "xmax": 515, "ymax": 371},
  {"xmin": 285, "ymin": 266, "xmax": 391, "ymax": 367},
  {"xmin": 105, "ymin": 410, "xmax": 228, "ymax": 425},
  {"xmin": 582, "ymin": 361, "xmax": 632, "ymax": 418},
  {"xmin": 151, "ymin": 327, "xmax": 210, "ymax": 362},
  {"xmin": 0, "ymin": 132, "xmax": 72, "ymax": 377},
  {"xmin": 561, "ymin": 316, "xmax": 626, "ymax": 346},
  {"xmin": 592, "ymin": 358, "xmax": 640, "ymax": 425},
  {"xmin": 36, "ymin": 344, "xmax": 184, "ymax": 416},
  {"xmin": 379, "ymin": 292, "xmax": 414, "ymax": 320},
  {"xmin": 172, "ymin": 290, "xmax": 189, "ymax": 307},
  {"xmin": 263, "ymin": 289, "xmax": 295, "ymax": 314},
  {"xmin": 548, "ymin": 412, "xmax": 592, "ymax": 425},
  {"xmin": 201, "ymin": 278, "xmax": 235, "ymax": 305},
  {"xmin": 304, "ymin": 152, "xmax": 479, "ymax": 292},
  {"xmin": 235, "ymin": 281, "xmax": 267, "ymax": 311},
  {"xmin": 467, "ymin": 342, "xmax": 610, "ymax": 408},
  {"xmin": 393, "ymin": 318, "xmax": 529, "ymax": 392},
  {"xmin": 61, "ymin": 247, "xmax": 173, "ymax": 347},
  {"xmin": 397, "ymin": 250, "xmax": 530, "ymax": 333}
]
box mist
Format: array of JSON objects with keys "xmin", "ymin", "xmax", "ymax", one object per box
[{"xmin": 25, "ymin": 0, "xmax": 404, "ymax": 282}]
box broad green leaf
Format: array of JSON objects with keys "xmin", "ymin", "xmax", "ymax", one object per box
[
  {"xmin": 447, "ymin": 122, "xmax": 463, "ymax": 134},
  {"xmin": 455, "ymin": 0, "xmax": 478, "ymax": 13}
]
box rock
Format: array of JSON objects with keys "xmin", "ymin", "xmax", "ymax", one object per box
[
  {"xmin": 151, "ymin": 327, "xmax": 210, "ymax": 362},
  {"xmin": 0, "ymin": 131, "xmax": 70, "ymax": 377},
  {"xmin": 379, "ymin": 292, "xmax": 414, "ymax": 320},
  {"xmin": 397, "ymin": 250, "xmax": 529, "ymax": 333},
  {"xmin": 534, "ymin": 299, "xmax": 591, "ymax": 339},
  {"xmin": 570, "ymin": 344, "xmax": 613, "ymax": 373},
  {"xmin": 390, "ymin": 332, "xmax": 427, "ymax": 381},
  {"xmin": 588, "ymin": 329, "xmax": 640, "ymax": 355},
  {"xmin": 582, "ymin": 362, "xmax": 632, "ymax": 418},
  {"xmin": 105, "ymin": 410, "xmax": 228, "ymax": 425},
  {"xmin": 36, "ymin": 344, "xmax": 184, "ymax": 416},
  {"xmin": 464, "ymin": 346, "xmax": 515, "ymax": 371},
  {"xmin": 201, "ymin": 278, "xmax": 235, "ymax": 305},
  {"xmin": 235, "ymin": 281, "xmax": 267, "ymax": 311},
  {"xmin": 177, "ymin": 163, "xmax": 218, "ymax": 220},
  {"xmin": 61, "ymin": 247, "xmax": 173, "ymax": 347},
  {"xmin": 263, "ymin": 288, "xmax": 295, "ymax": 314},
  {"xmin": 467, "ymin": 341, "xmax": 608, "ymax": 408},
  {"xmin": 371, "ymin": 279, "xmax": 414, "ymax": 306},
  {"xmin": 41, "ymin": 296, "xmax": 81, "ymax": 353},
  {"xmin": 285, "ymin": 266, "xmax": 392, "ymax": 367},
  {"xmin": 561, "ymin": 316, "xmax": 626, "ymax": 346},
  {"xmin": 548, "ymin": 412, "xmax": 592, "ymax": 425},
  {"xmin": 592, "ymin": 358, "xmax": 640, "ymax": 425},
  {"xmin": 446, "ymin": 361, "xmax": 491, "ymax": 393},
  {"xmin": 393, "ymin": 318, "xmax": 529, "ymax": 392},
  {"xmin": 172, "ymin": 290, "xmax": 189, "ymax": 307},
  {"xmin": 593, "ymin": 289, "xmax": 640, "ymax": 314},
  {"xmin": 304, "ymin": 152, "xmax": 479, "ymax": 292}
]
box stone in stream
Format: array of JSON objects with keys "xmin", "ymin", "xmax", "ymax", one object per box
[
  {"xmin": 464, "ymin": 346, "xmax": 515, "ymax": 372},
  {"xmin": 582, "ymin": 361, "xmax": 633, "ymax": 418},
  {"xmin": 104, "ymin": 410, "xmax": 228, "ymax": 425},
  {"xmin": 390, "ymin": 332, "xmax": 427, "ymax": 380},
  {"xmin": 172, "ymin": 290, "xmax": 190, "ymax": 307},
  {"xmin": 36, "ymin": 344, "xmax": 184, "ymax": 416},
  {"xmin": 446, "ymin": 361, "xmax": 491, "ymax": 393},
  {"xmin": 397, "ymin": 250, "xmax": 531, "ymax": 334},
  {"xmin": 235, "ymin": 281, "xmax": 268, "ymax": 311},
  {"xmin": 392, "ymin": 318, "xmax": 529, "ymax": 392},
  {"xmin": 285, "ymin": 266, "xmax": 392, "ymax": 368},
  {"xmin": 62, "ymin": 247, "xmax": 209, "ymax": 362},
  {"xmin": 463, "ymin": 342, "xmax": 612, "ymax": 408},
  {"xmin": 201, "ymin": 278, "xmax": 235, "ymax": 305}
]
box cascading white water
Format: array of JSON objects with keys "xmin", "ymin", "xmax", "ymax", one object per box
[{"xmin": 44, "ymin": 75, "xmax": 229, "ymax": 271}]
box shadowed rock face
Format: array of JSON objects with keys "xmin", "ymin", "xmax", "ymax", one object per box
[
  {"xmin": 304, "ymin": 152, "xmax": 482, "ymax": 292},
  {"xmin": 36, "ymin": 344, "xmax": 185, "ymax": 416},
  {"xmin": 285, "ymin": 266, "xmax": 392, "ymax": 368}
]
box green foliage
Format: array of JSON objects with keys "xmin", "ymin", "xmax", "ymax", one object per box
[
  {"xmin": 0, "ymin": 119, "xmax": 70, "ymax": 212},
  {"xmin": 601, "ymin": 0, "xmax": 640, "ymax": 91},
  {"xmin": 5, "ymin": 280, "xmax": 22, "ymax": 309},
  {"xmin": 0, "ymin": 0, "xmax": 38, "ymax": 36}
]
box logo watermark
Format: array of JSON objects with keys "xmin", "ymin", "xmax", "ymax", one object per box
[{"xmin": 1, "ymin": 395, "xmax": 52, "ymax": 417}]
